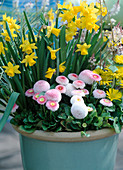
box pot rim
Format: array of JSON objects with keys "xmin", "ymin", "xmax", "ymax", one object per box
[{"xmin": 13, "ymin": 125, "xmax": 116, "ymax": 142}]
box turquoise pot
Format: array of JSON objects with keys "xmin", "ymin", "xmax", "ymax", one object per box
[
  {"xmin": 105, "ymin": 0, "xmax": 123, "ymax": 26},
  {"xmin": 14, "ymin": 126, "xmax": 119, "ymax": 170}
]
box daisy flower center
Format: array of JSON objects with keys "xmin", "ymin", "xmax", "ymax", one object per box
[
  {"xmin": 104, "ymin": 99, "xmax": 110, "ymax": 103},
  {"xmin": 39, "ymin": 98, "xmax": 45, "ymax": 102},
  {"xmin": 72, "ymin": 74, "xmax": 77, "ymax": 77},
  {"xmin": 93, "ymin": 75, "xmax": 99, "ymax": 79},
  {"xmin": 29, "ymin": 90, "xmax": 33, "ymax": 93},
  {"xmin": 97, "ymin": 90, "xmax": 103, "ymax": 94},
  {"xmin": 50, "ymin": 102, "xmax": 56, "ymax": 106},
  {"xmin": 59, "ymin": 87, "xmax": 63, "ymax": 90}
]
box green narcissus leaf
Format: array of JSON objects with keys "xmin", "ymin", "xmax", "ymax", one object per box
[{"xmin": 0, "ymin": 92, "xmax": 19, "ymax": 132}]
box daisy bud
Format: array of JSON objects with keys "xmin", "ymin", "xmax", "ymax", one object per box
[
  {"xmin": 70, "ymin": 95, "xmax": 85, "ymax": 105},
  {"xmin": 93, "ymin": 89, "xmax": 106, "ymax": 99},
  {"xmin": 25, "ymin": 89, "xmax": 35, "ymax": 97},
  {"xmin": 33, "ymin": 93, "xmax": 40, "ymax": 101},
  {"xmin": 33, "ymin": 80, "xmax": 50, "ymax": 93},
  {"xmin": 81, "ymin": 89, "xmax": 89, "ymax": 95},
  {"xmin": 73, "ymin": 80, "xmax": 85, "ymax": 89},
  {"xmin": 71, "ymin": 103, "xmax": 88, "ymax": 119},
  {"xmin": 55, "ymin": 85, "xmax": 66, "ymax": 94},
  {"xmin": 65, "ymin": 83, "xmax": 76, "ymax": 97},
  {"xmin": 87, "ymin": 107, "xmax": 93, "ymax": 112},
  {"xmin": 68, "ymin": 73, "xmax": 78, "ymax": 81},
  {"xmin": 37, "ymin": 96, "xmax": 47, "ymax": 105},
  {"xmin": 100, "ymin": 99, "xmax": 113, "ymax": 107},
  {"xmin": 56, "ymin": 76, "xmax": 69, "ymax": 85},
  {"xmin": 45, "ymin": 89, "xmax": 62, "ymax": 102},
  {"xmin": 11, "ymin": 103, "xmax": 19, "ymax": 113},
  {"xmin": 71, "ymin": 90, "xmax": 85, "ymax": 97},
  {"xmin": 46, "ymin": 101, "xmax": 59, "ymax": 112}
]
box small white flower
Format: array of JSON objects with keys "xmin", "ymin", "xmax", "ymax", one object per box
[
  {"xmin": 71, "ymin": 103, "xmax": 88, "ymax": 119},
  {"xmin": 70, "ymin": 95, "xmax": 85, "ymax": 105},
  {"xmin": 65, "ymin": 83, "xmax": 76, "ymax": 97}
]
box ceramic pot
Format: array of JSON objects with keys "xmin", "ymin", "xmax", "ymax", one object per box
[{"xmin": 13, "ymin": 126, "xmax": 119, "ymax": 170}]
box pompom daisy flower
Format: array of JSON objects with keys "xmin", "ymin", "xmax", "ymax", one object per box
[
  {"xmin": 93, "ymin": 89, "xmax": 106, "ymax": 99},
  {"xmin": 73, "ymin": 80, "xmax": 85, "ymax": 89},
  {"xmin": 81, "ymin": 89, "xmax": 89, "ymax": 95},
  {"xmin": 68, "ymin": 73, "xmax": 78, "ymax": 81},
  {"xmin": 46, "ymin": 101, "xmax": 59, "ymax": 112},
  {"xmin": 55, "ymin": 85, "xmax": 66, "ymax": 93},
  {"xmin": 71, "ymin": 90, "xmax": 85, "ymax": 97},
  {"xmin": 65, "ymin": 83, "xmax": 76, "ymax": 97},
  {"xmin": 37, "ymin": 96, "xmax": 47, "ymax": 105},
  {"xmin": 25, "ymin": 89, "xmax": 35, "ymax": 97},
  {"xmin": 70, "ymin": 95, "xmax": 84, "ymax": 105},
  {"xmin": 71, "ymin": 103, "xmax": 88, "ymax": 119},
  {"xmin": 45, "ymin": 89, "xmax": 62, "ymax": 102},
  {"xmin": 33, "ymin": 80, "xmax": 50, "ymax": 93},
  {"xmin": 100, "ymin": 99, "xmax": 113, "ymax": 107},
  {"xmin": 56, "ymin": 76, "xmax": 69, "ymax": 85},
  {"xmin": 33, "ymin": 93, "xmax": 40, "ymax": 101}
]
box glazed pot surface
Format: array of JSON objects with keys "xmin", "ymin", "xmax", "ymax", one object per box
[{"xmin": 13, "ymin": 126, "xmax": 119, "ymax": 170}]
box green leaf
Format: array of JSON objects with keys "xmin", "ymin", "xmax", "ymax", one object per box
[
  {"xmin": 23, "ymin": 11, "xmax": 35, "ymax": 43},
  {"xmin": 0, "ymin": 92, "xmax": 19, "ymax": 132},
  {"xmin": 19, "ymin": 125, "xmax": 36, "ymax": 133},
  {"xmin": 113, "ymin": 117, "xmax": 121, "ymax": 133},
  {"xmin": 59, "ymin": 26, "xmax": 66, "ymax": 63},
  {"xmin": 105, "ymin": 105, "xmax": 115, "ymax": 112},
  {"xmin": 94, "ymin": 117, "xmax": 103, "ymax": 127},
  {"xmin": 58, "ymin": 113, "xmax": 67, "ymax": 119},
  {"xmin": 81, "ymin": 131, "xmax": 90, "ymax": 137}
]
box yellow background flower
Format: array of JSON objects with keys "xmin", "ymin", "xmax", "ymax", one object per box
[{"xmin": 106, "ymin": 88, "xmax": 122, "ymax": 101}]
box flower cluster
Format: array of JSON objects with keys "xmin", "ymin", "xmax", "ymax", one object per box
[{"xmin": 104, "ymin": 23, "xmax": 123, "ymax": 55}]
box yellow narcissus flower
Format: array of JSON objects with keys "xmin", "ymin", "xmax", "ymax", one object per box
[
  {"xmin": 0, "ymin": 42, "xmax": 6, "ymax": 55},
  {"xmin": 66, "ymin": 21, "xmax": 77, "ymax": 42},
  {"xmin": 47, "ymin": 8, "xmax": 54, "ymax": 21},
  {"xmin": 47, "ymin": 22, "xmax": 60, "ymax": 38},
  {"xmin": 114, "ymin": 55, "xmax": 123, "ymax": 64},
  {"xmin": 106, "ymin": 88, "xmax": 122, "ymax": 101},
  {"xmin": 96, "ymin": 2, "xmax": 107, "ymax": 17},
  {"xmin": 47, "ymin": 46, "xmax": 60, "ymax": 60},
  {"xmin": 0, "ymin": 13, "xmax": 11, "ymax": 29},
  {"xmin": 76, "ymin": 43, "xmax": 91, "ymax": 55},
  {"xmin": 1, "ymin": 29, "xmax": 17, "ymax": 41},
  {"xmin": 20, "ymin": 38, "xmax": 37, "ymax": 54},
  {"xmin": 59, "ymin": 61, "xmax": 66, "ymax": 73},
  {"xmin": 45, "ymin": 67, "xmax": 56, "ymax": 79},
  {"xmin": 21, "ymin": 52, "xmax": 38, "ymax": 67},
  {"xmin": 3, "ymin": 62, "xmax": 21, "ymax": 77},
  {"xmin": 9, "ymin": 17, "xmax": 20, "ymax": 31}
]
